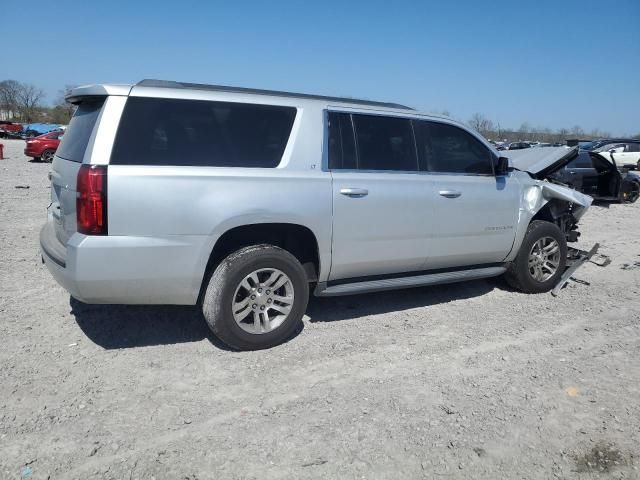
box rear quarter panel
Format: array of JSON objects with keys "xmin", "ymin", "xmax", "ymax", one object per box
[{"xmin": 105, "ymin": 102, "xmax": 332, "ymax": 302}]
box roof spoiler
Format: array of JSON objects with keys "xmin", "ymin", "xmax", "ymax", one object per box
[{"xmin": 65, "ymin": 84, "xmax": 133, "ymax": 104}]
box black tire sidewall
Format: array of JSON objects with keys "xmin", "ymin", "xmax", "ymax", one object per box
[
  {"xmin": 203, "ymin": 246, "xmax": 309, "ymax": 350},
  {"xmin": 42, "ymin": 150, "xmax": 54, "ymax": 162},
  {"xmin": 514, "ymin": 221, "xmax": 567, "ymax": 293}
]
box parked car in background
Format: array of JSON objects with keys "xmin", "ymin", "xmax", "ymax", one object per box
[
  {"xmin": 588, "ymin": 140, "xmax": 640, "ymax": 169},
  {"xmin": 22, "ymin": 123, "xmax": 62, "ymax": 138},
  {"xmin": 551, "ymin": 149, "xmax": 640, "ymax": 203},
  {"xmin": 0, "ymin": 121, "xmax": 23, "ymax": 138},
  {"xmin": 508, "ymin": 142, "xmax": 531, "ymax": 150},
  {"xmin": 24, "ymin": 130, "xmax": 64, "ymax": 162}
]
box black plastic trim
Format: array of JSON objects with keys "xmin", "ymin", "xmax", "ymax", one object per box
[
  {"xmin": 328, "ymin": 262, "xmax": 505, "ymax": 287},
  {"xmin": 136, "ymin": 79, "xmax": 414, "ymax": 111}
]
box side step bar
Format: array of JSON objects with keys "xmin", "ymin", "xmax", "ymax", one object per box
[{"xmin": 315, "ymin": 266, "xmax": 507, "ymax": 297}]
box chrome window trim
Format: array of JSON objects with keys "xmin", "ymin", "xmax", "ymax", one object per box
[{"xmin": 324, "ymin": 108, "xmax": 497, "ymax": 177}]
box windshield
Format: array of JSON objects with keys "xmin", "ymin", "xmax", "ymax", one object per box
[{"xmin": 578, "ymin": 141, "xmax": 595, "ymax": 151}]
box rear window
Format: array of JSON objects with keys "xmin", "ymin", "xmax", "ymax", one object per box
[
  {"xmin": 56, "ymin": 100, "xmax": 104, "ymax": 162},
  {"xmin": 110, "ymin": 97, "xmax": 297, "ymax": 167}
]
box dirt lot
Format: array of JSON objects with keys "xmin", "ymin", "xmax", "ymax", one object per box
[{"xmin": 1, "ymin": 137, "xmax": 639, "ymax": 479}]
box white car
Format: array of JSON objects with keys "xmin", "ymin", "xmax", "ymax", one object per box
[{"xmin": 591, "ymin": 141, "xmax": 640, "ymax": 169}]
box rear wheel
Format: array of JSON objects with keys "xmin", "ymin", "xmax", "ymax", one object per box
[
  {"xmin": 621, "ymin": 181, "xmax": 640, "ymax": 203},
  {"xmin": 505, "ymin": 220, "xmax": 567, "ymax": 293},
  {"xmin": 202, "ymin": 245, "xmax": 309, "ymax": 350},
  {"xmin": 41, "ymin": 149, "xmax": 55, "ymax": 163}
]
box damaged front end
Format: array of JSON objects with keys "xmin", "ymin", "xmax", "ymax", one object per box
[
  {"xmin": 504, "ymin": 146, "xmax": 609, "ymax": 293},
  {"xmin": 505, "ymin": 146, "xmax": 592, "ymax": 243}
]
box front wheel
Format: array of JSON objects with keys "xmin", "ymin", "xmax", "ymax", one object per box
[
  {"xmin": 202, "ymin": 245, "xmax": 309, "ymax": 350},
  {"xmin": 505, "ymin": 220, "xmax": 567, "ymax": 293}
]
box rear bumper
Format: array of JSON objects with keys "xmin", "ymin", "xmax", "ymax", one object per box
[
  {"xmin": 40, "ymin": 221, "xmax": 210, "ymax": 305},
  {"xmin": 24, "ymin": 147, "xmax": 41, "ymax": 157}
]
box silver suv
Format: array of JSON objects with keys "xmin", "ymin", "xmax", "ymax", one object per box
[{"xmin": 41, "ymin": 79, "xmax": 593, "ymax": 350}]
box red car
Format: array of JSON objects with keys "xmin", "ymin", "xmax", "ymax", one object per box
[
  {"xmin": 24, "ymin": 130, "xmax": 64, "ymax": 162},
  {"xmin": 0, "ymin": 121, "xmax": 23, "ymax": 138}
]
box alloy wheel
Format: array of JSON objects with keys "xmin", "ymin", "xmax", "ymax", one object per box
[
  {"xmin": 42, "ymin": 150, "xmax": 54, "ymax": 162},
  {"xmin": 232, "ymin": 268, "xmax": 294, "ymax": 334},
  {"xmin": 528, "ymin": 236, "xmax": 561, "ymax": 282}
]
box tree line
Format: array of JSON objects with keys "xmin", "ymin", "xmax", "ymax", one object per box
[
  {"xmin": 467, "ymin": 112, "xmax": 638, "ymax": 143},
  {"xmin": 0, "ymin": 80, "xmax": 75, "ymax": 125}
]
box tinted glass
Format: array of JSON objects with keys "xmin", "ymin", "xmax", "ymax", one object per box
[
  {"xmin": 328, "ymin": 112, "xmax": 356, "ymax": 169},
  {"xmin": 567, "ymin": 155, "xmax": 593, "ymax": 169},
  {"xmin": 352, "ymin": 114, "xmax": 417, "ymax": 171},
  {"xmin": 110, "ymin": 97, "xmax": 296, "ymax": 167},
  {"xmin": 627, "ymin": 143, "xmax": 640, "ymax": 153},
  {"xmin": 425, "ymin": 121, "xmax": 493, "ymax": 174},
  {"xmin": 56, "ymin": 100, "xmax": 105, "ymax": 162}
]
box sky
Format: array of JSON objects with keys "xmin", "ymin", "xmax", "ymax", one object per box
[{"xmin": 4, "ymin": 0, "xmax": 639, "ymax": 135}]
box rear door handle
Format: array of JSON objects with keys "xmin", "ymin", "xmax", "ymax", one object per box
[
  {"xmin": 439, "ymin": 190, "xmax": 462, "ymax": 198},
  {"xmin": 340, "ymin": 188, "xmax": 368, "ymax": 198}
]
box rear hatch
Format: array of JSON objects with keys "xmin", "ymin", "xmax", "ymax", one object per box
[{"xmin": 50, "ymin": 99, "xmax": 105, "ymax": 246}]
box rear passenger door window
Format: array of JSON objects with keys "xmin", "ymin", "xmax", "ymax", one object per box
[
  {"xmin": 327, "ymin": 112, "xmax": 357, "ymax": 170},
  {"xmin": 352, "ymin": 114, "xmax": 418, "ymax": 171},
  {"xmin": 110, "ymin": 97, "xmax": 296, "ymax": 168},
  {"xmin": 328, "ymin": 112, "xmax": 418, "ymax": 172},
  {"xmin": 419, "ymin": 121, "xmax": 494, "ymax": 175}
]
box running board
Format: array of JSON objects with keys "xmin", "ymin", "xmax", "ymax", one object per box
[{"xmin": 315, "ymin": 266, "xmax": 507, "ymax": 297}]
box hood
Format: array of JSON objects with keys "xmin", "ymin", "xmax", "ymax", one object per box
[{"xmin": 503, "ymin": 146, "xmax": 578, "ymax": 179}]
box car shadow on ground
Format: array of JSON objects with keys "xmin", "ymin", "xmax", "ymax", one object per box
[
  {"xmin": 69, "ymin": 297, "xmax": 306, "ymax": 351},
  {"xmin": 306, "ymin": 278, "xmax": 499, "ymax": 323},
  {"xmin": 70, "ymin": 279, "xmax": 500, "ymax": 349},
  {"xmin": 70, "ymin": 298, "xmax": 230, "ymax": 350}
]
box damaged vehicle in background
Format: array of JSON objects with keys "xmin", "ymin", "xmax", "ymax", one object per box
[
  {"xmin": 41, "ymin": 80, "xmax": 596, "ymax": 350},
  {"xmin": 549, "ymin": 148, "xmax": 640, "ymax": 203}
]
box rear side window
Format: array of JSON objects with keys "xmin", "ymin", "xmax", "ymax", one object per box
[
  {"xmin": 56, "ymin": 100, "xmax": 105, "ymax": 162},
  {"xmin": 421, "ymin": 121, "xmax": 494, "ymax": 175},
  {"xmin": 110, "ymin": 97, "xmax": 296, "ymax": 167}
]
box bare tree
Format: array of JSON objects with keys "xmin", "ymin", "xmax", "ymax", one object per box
[
  {"xmin": 0, "ymin": 80, "xmax": 22, "ymax": 119},
  {"xmin": 518, "ymin": 122, "xmax": 531, "ymax": 141},
  {"xmin": 16, "ymin": 83, "xmax": 45, "ymax": 122},
  {"xmin": 468, "ymin": 113, "xmax": 494, "ymax": 138},
  {"xmin": 51, "ymin": 84, "xmax": 77, "ymax": 124},
  {"xmin": 570, "ymin": 125, "xmax": 584, "ymax": 137}
]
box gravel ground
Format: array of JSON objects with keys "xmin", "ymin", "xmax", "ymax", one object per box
[{"xmin": 1, "ymin": 137, "xmax": 639, "ymax": 480}]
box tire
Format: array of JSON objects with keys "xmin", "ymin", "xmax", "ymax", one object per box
[
  {"xmin": 41, "ymin": 149, "xmax": 55, "ymax": 163},
  {"xmin": 620, "ymin": 181, "xmax": 640, "ymax": 203},
  {"xmin": 202, "ymin": 245, "xmax": 309, "ymax": 350},
  {"xmin": 504, "ymin": 220, "xmax": 567, "ymax": 293}
]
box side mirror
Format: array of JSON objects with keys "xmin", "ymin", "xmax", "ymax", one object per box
[{"xmin": 495, "ymin": 156, "xmax": 510, "ymax": 176}]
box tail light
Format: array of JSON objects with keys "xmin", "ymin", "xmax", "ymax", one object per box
[{"xmin": 76, "ymin": 165, "xmax": 107, "ymax": 235}]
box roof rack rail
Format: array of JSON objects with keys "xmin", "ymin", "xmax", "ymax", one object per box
[{"xmin": 136, "ymin": 79, "xmax": 414, "ymax": 110}]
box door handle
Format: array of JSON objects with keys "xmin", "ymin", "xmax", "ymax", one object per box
[
  {"xmin": 340, "ymin": 188, "xmax": 368, "ymax": 198},
  {"xmin": 439, "ymin": 190, "xmax": 462, "ymax": 198}
]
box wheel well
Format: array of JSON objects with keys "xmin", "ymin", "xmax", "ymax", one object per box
[
  {"xmin": 531, "ymin": 199, "xmax": 578, "ymax": 241},
  {"xmin": 198, "ymin": 223, "xmax": 320, "ymax": 302}
]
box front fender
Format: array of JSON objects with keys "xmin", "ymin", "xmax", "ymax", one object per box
[{"xmin": 505, "ymin": 180, "xmax": 593, "ymax": 262}]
